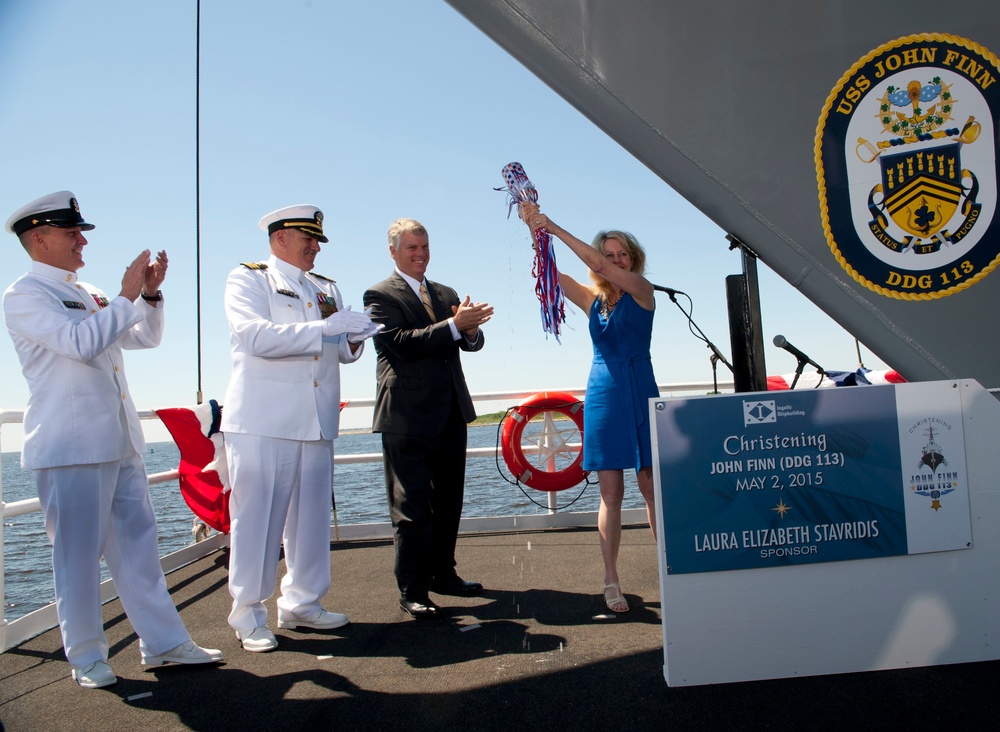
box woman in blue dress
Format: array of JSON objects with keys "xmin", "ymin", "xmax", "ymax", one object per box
[{"xmin": 522, "ymin": 204, "xmax": 659, "ymax": 613}]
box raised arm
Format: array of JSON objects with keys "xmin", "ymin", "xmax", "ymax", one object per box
[
  {"xmin": 521, "ymin": 203, "xmax": 654, "ymax": 310},
  {"xmin": 514, "ymin": 203, "xmax": 593, "ymax": 312},
  {"xmin": 3, "ymin": 285, "xmax": 145, "ymax": 362}
]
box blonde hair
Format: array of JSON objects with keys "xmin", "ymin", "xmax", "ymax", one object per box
[{"xmin": 588, "ymin": 230, "xmax": 647, "ymax": 298}]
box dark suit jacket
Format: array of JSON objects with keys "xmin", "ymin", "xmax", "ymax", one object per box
[{"xmin": 363, "ymin": 273, "xmax": 484, "ymax": 437}]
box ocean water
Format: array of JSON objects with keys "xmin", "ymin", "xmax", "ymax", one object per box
[{"xmin": 2, "ymin": 425, "xmax": 645, "ymax": 621}]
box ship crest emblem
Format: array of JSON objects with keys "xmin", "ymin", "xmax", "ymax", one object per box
[{"xmin": 816, "ymin": 34, "xmax": 1000, "ymax": 299}]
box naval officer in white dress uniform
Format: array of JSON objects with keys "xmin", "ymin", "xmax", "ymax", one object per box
[
  {"xmin": 2, "ymin": 191, "xmax": 223, "ymax": 689},
  {"xmin": 222, "ymin": 204, "xmax": 379, "ymax": 652}
]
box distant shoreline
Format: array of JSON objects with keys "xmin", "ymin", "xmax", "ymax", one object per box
[{"xmin": 340, "ymin": 413, "xmax": 506, "ymax": 436}]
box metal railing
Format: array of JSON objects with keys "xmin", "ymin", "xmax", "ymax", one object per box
[{"xmin": 1, "ymin": 380, "xmax": 730, "ymax": 651}]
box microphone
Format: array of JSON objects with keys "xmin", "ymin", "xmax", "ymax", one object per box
[
  {"xmin": 653, "ymin": 284, "xmax": 683, "ymax": 296},
  {"xmin": 772, "ymin": 335, "xmax": 825, "ymax": 372}
]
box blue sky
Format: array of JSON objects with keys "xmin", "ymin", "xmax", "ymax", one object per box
[{"xmin": 0, "ymin": 0, "xmax": 889, "ymax": 449}]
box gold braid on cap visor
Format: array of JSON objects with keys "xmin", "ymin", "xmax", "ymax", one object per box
[{"xmin": 282, "ymin": 221, "xmax": 323, "ymax": 236}]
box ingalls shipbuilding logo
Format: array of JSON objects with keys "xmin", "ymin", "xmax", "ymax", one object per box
[
  {"xmin": 816, "ymin": 34, "xmax": 1000, "ymax": 300},
  {"xmin": 743, "ymin": 400, "xmax": 776, "ymax": 426}
]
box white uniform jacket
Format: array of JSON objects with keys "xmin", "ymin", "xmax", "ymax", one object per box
[
  {"xmin": 221, "ymin": 254, "xmax": 361, "ymax": 441},
  {"xmin": 2, "ymin": 262, "xmax": 163, "ymax": 469}
]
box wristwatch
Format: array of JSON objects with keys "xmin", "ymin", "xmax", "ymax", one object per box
[{"xmin": 141, "ymin": 290, "xmax": 163, "ymax": 302}]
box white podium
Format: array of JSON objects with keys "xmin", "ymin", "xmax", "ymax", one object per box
[{"xmin": 651, "ymin": 380, "xmax": 1000, "ymax": 686}]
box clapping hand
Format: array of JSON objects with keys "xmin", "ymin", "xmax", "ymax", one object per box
[
  {"xmin": 144, "ymin": 250, "xmax": 168, "ymax": 295},
  {"xmin": 347, "ymin": 306, "xmax": 384, "ymax": 343},
  {"xmin": 322, "ymin": 306, "xmax": 375, "ymax": 338},
  {"xmin": 119, "ymin": 250, "xmax": 151, "ymax": 301},
  {"xmin": 452, "ymin": 295, "xmax": 493, "ymax": 337}
]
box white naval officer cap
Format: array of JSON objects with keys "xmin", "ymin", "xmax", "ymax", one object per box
[
  {"xmin": 259, "ymin": 204, "xmax": 328, "ymax": 243},
  {"xmin": 5, "ymin": 190, "xmax": 96, "ymax": 236}
]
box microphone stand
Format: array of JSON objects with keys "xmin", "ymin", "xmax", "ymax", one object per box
[
  {"xmin": 658, "ymin": 288, "xmax": 734, "ymax": 394},
  {"xmin": 772, "ymin": 334, "xmax": 827, "ymax": 389},
  {"xmin": 789, "ymin": 357, "xmax": 806, "ymax": 390},
  {"xmin": 788, "ymin": 358, "xmax": 826, "ymax": 390}
]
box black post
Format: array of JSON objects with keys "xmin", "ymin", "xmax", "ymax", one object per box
[{"xmin": 725, "ymin": 236, "xmax": 768, "ymax": 392}]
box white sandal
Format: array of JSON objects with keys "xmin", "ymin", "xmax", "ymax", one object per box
[{"xmin": 603, "ymin": 582, "xmax": 630, "ymax": 613}]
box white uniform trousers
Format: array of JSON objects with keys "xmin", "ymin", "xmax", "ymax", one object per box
[
  {"xmin": 225, "ymin": 433, "xmax": 334, "ymax": 635},
  {"xmin": 34, "ymin": 454, "xmax": 191, "ymax": 668}
]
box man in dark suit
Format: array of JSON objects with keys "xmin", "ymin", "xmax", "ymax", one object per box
[{"xmin": 363, "ymin": 218, "xmax": 493, "ymax": 618}]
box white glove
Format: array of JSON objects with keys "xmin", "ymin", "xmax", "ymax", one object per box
[
  {"xmin": 322, "ymin": 306, "xmax": 373, "ymax": 338},
  {"xmin": 348, "ymin": 321, "xmax": 384, "ymax": 343}
]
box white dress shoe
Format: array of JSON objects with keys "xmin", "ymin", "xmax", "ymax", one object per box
[
  {"xmin": 142, "ymin": 640, "xmax": 224, "ymax": 666},
  {"xmin": 72, "ymin": 660, "xmax": 117, "ymax": 688},
  {"xmin": 237, "ymin": 626, "xmax": 278, "ymax": 652},
  {"xmin": 277, "ymin": 609, "xmax": 349, "ymax": 630}
]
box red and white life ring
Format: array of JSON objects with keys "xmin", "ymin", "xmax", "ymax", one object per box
[{"xmin": 501, "ymin": 392, "xmax": 588, "ymax": 492}]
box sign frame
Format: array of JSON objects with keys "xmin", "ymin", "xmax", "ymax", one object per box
[{"xmin": 652, "ymin": 380, "xmax": 1000, "ymax": 686}]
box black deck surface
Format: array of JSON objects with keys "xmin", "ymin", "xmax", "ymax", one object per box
[{"xmin": 1, "ymin": 525, "xmax": 998, "ymax": 731}]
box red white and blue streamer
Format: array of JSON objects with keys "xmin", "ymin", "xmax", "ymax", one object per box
[{"xmin": 497, "ymin": 162, "xmax": 566, "ymax": 342}]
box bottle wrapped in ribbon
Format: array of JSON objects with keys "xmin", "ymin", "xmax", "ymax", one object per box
[{"xmin": 496, "ymin": 162, "xmax": 566, "ymax": 342}]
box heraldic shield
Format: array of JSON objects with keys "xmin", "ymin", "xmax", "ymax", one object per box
[
  {"xmin": 880, "ymin": 141, "xmax": 963, "ymax": 239},
  {"xmin": 817, "ymin": 33, "xmax": 1000, "ymax": 298}
]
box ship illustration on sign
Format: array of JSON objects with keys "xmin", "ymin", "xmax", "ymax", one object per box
[
  {"xmin": 911, "ymin": 424, "xmax": 957, "ymax": 510},
  {"xmin": 918, "ymin": 424, "xmax": 948, "ymax": 472}
]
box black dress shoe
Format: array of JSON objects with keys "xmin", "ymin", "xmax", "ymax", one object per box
[
  {"xmin": 398, "ymin": 597, "xmax": 442, "ymax": 619},
  {"xmin": 429, "ymin": 575, "xmax": 483, "ymax": 596}
]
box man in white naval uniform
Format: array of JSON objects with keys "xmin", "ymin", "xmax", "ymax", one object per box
[
  {"xmin": 222, "ymin": 204, "xmax": 379, "ymax": 652},
  {"xmin": 2, "ymin": 191, "xmax": 223, "ymax": 689}
]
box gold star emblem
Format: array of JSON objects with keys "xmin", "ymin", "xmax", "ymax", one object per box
[{"xmin": 772, "ymin": 499, "xmax": 792, "ymax": 518}]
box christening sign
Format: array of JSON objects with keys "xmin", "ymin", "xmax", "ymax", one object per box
[{"xmin": 652, "ymin": 381, "xmax": 972, "ymax": 574}]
